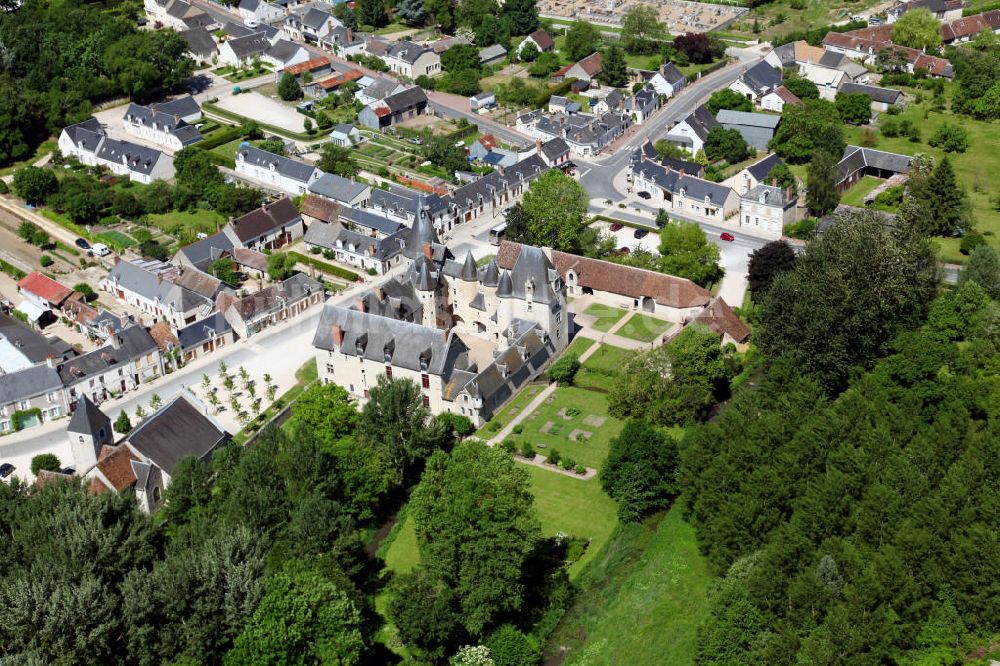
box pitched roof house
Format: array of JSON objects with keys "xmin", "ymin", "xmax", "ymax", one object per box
[
  {"xmin": 234, "ymin": 145, "xmax": 322, "ymax": 195},
  {"xmin": 223, "ymin": 196, "xmax": 305, "ymax": 251}
]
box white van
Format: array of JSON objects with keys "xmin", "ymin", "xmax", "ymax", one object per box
[{"xmin": 92, "ymin": 243, "xmax": 111, "ymax": 257}]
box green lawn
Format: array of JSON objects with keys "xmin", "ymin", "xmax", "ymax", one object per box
[
  {"xmin": 575, "ymin": 344, "xmax": 630, "ymax": 392},
  {"xmin": 551, "ymin": 505, "xmax": 714, "ymax": 666},
  {"xmin": 382, "ymin": 513, "xmax": 419, "ymax": 575},
  {"xmin": 722, "ymin": 0, "xmax": 882, "ymax": 40},
  {"xmin": 527, "ymin": 466, "xmax": 618, "ymax": 579},
  {"xmin": 0, "ymin": 138, "xmax": 57, "ymax": 177},
  {"xmin": 148, "ymin": 209, "xmax": 226, "ymax": 236},
  {"xmin": 583, "ymin": 303, "xmax": 627, "ymax": 332},
  {"xmin": 842, "ymin": 83, "xmax": 1000, "ymax": 263},
  {"xmin": 96, "ymin": 230, "xmax": 136, "ymax": 251},
  {"xmin": 840, "ymin": 175, "xmax": 882, "ymax": 207},
  {"xmin": 616, "ymin": 313, "xmax": 671, "ymax": 343},
  {"xmin": 563, "ymin": 334, "xmax": 597, "ymax": 359},
  {"xmin": 210, "ymin": 138, "xmax": 244, "ymax": 162},
  {"xmin": 473, "ymin": 383, "xmax": 546, "ymax": 439},
  {"xmin": 509, "ymin": 386, "xmax": 623, "ymax": 469}
]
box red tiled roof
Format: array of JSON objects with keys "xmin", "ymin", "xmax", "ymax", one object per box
[
  {"xmin": 692, "ymin": 297, "xmax": 750, "ymax": 343},
  {"xmin": 35, "ymin": 469, "xmax": 74, "ymax": 488},
  {"xmin": 552, "ymin": 64, "xmax": 573, "ymax": 77},
  {"xmin": 822, "ymin": 26, "xmax": 953, "ymax": 76},
  {"xmin": 95, "ymin": 444, "xmax": 138, "ymax": 491},
  {"xmin": 941, "ymin": 10, "xmax": 1000, "ymax": 41},
  {"xmin": 149, "ymin": 322, "xmax": 179, "ymax": 352},
  {"xmin": 374, "ymin": 106, "xmax": 392, "ymax": 117},
  {"xmin": 496, "ymin": 242, "xmax": 712, "ymax": 309},
  {"xmin": 17, "ymin": 272, "xmax": 73, "ymax": 306},
  {"xmin": 87, "ymin": 476, "xmax": 109, "ymax": 495},
  {"xmin": 64, "ymin": 297, "xmax": 99, "ymax": 325},
  {"xmin": 302, "ymin": 194, "xmax": 340, "ymax": 223},
  {"xmin": 314, "ymin": 68, "xmax": 363, "ymax": 90},
  {"xmin": 773, "ymin": 85, "xmax": 801, "ymax": 105},
  {"xmin": 284, "ymin": 56, "xmax": 330, "ymax": 76},
  {"xmin": 479, "ymin": 134, "xmax": 497, "ymax": 150}
]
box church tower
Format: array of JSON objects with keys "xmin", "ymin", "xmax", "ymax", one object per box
[{"xmin": 67, "ymin": 395, "xmax": 113, "ymax": 472}]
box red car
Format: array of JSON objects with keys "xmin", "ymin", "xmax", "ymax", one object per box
[
  {"xmin": 610, "ymin": 223, "xmax": 624, "ymax": 232},
  {"xmin": 720, "ymin": 232, "xmax": 735, "ymax": 241}
]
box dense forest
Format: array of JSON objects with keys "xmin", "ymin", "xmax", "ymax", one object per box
[
  {"xmin": 682, "ymin": 212, "xmax": 1000, "ymax": 663},
  {"xmin": 0, "ymin": 0, "xmax": 193, "ymax": 165}
]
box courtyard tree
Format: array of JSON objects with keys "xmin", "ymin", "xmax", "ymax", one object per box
[
  {"xmin": 277, "ymin": 72, "xmax": 302, "ymax": 101},
  {"xmin": 765, "ymin": 161, "xmax": 796, "ymax": 192},
  {"xmin": 409, "ymin": 441, "xmax": 541, "ymax": 636},
  {"xmin": 598, "ymin": 44, "xmax": 628, "ymax": 88},
  {"xmin": 673, "ymin": 32, "xmax": 721, "ymax": 64},
  {"xmin": 317, "ymin": 143, "xmax": 357, "ymax": 178},
  {"xmin": 658, "ymin": 221, "xmax": 722, "ymax": 286},
  {"xmin": 355, "ymin": 0, "xmax": 387, "ymax": 28},
  {"xmin": 115, "ymin": 410, "xmax": 132, "ymax": 434},
  {"xmin": 266, "ymin": 252, "xmax": 297, "ymax": 281},
  {"xmin": 519, "ymin": 169, "xmax": 595, "ymax": 253},
  {"xmin": 782, "ymin": 74, "xmax": 819, "ymax": 100},
  {"xmin": 806, "ymin": 150, "xmax": 840, "ymax": 216},
  {"xmin": 208, "ymin": 258, "xmax": 240, "ymax": 285},
  {"xmin": 564, "ymin": 20, "xmax": 600, "ymax": 62},
  {"xmin": 358, "ymin": 376, "xmax": 443, "ymax": 482},
  {"xmin": 704, "ymin": 127, "xmax": 750, "ymax": 164},
  {"xmin": 30, "ymin": 453, "xmax": 61, "ymax": 475},
  {"xmin": 600, "ymin": 418, "xmax": 679, "ymax": 521},
  {"xmin": 769, "ymin": 98, "xmax": 845, "ymax": 163},
  {"xmin": 622, "ymin": 5, "xmax": 664, "ymax": 54},
  {"xmin": 747, "ymin": 239, "xmax": 796, "ymax": 302},
  {"xmin": 548, "ymin": 352, "xmax": 580, "ymax": 385},
  {"xmin": 892, "ymin": 8, "xmax": 942, "ymax": 51},
  {"xmin": 706, "ymin": 88, "xmax": 753, "ymax": 114},
  {"xmin": 12, "ymin": 167, "xmax": 57, "ymax": 204}
]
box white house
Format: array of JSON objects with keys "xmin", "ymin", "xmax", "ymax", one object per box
[
  {"xmin": 729, "ymin": 61, "xmax": 782, "ymax": 106},
  {"xmin": 374, "ymin": 40, "xmax": 441, "ymax": 79},
  {"xmin": 234, "ymin": 145, "xmax": 322, "ymax": 195},
  {"xmin": 222, "ymin": 197, "xmax": 305, "ymax": 251},
  {"xmin": 517, "ymin": 29, "xmax": 554, "ymax": 57},
  {"xmin": 217, "ymin": 31, "xmax": 272, "ymax": 67},
  {"xmin": 330, "ymin": 123, "xmax": 361, "ymax": 147},
  {"xmin": 121, "ymin": 96, "xmax": 203, "ymax": 152},
  {"xmin": 664, "ymin": 105, "xmax": 717, "ymax": 155},
  {"xmin": 739, "ymin": 184, "xmax": 797, "ymax": 239},
  {"xmin": 103, "ymin": 260, "xmax": 215, "ymax": 329},
  {"xmin": 632, "ymin": 159, "xmax": 740, "ymax": 224},
  {"xmin": 760, "ymin": 85, "xmax": 801, "ymax": 113},
  {"xmin": 59, "ymin": 118, "xmax": 175, "ymax": 184},
  {"xmin": 647, "ymin": 61, "xmax": 687, "ymax": 98},
  {"xmin": 57, "ymin": 326, "xmax": 165, "ymax": 407},
  {"xmin": 262, "ymin": 39, "xmax": 311, "ymax": 69},
  {"xmin": 238, "ymin": 0, "xmax": 283, "ymax": 25},
  {"xmin": 284, "ymin": 6, "xmax": 341, "ymax": 42}
]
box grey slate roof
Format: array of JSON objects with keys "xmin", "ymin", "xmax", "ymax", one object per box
[
  {"xmin": 838, "ymin": 82, "xmax": 903, "ymax": 104},
  {"xmin": 225, "ymin": 31, "xmax": 271, "ymax": 59},
  {"xmin": 124, "ymin": 101, "xmax": 203, "ymax": 144},
  {"xmin": 304, "ymin": 221, "xmax": 406, "ymax": 261},
  {"xmin": 743, "ymin": 184, "xmax": 792, "ymax": 207},
  {"xmin": 715, "ymin": 109, "xmax": 782, "ymax": 129},
  {"xmin": 107, "ymin": 261, "xmax": 214, "ymax": 314},
  {"xmin": 95, "ymin": 139, "xmax": 167, "ymax": 177},
  {"xmin": 740, "ymin": 61, "xmax": 782, "ymax": 95},
  {"xmin": 175, "ymin": 231, "xmax": 235, "ymax": 271},
  {"xmin": 387, "ymin": 40, "xmax": 432, "ymax": 64},
  {"xmin": 368, "ymin": 184, "xmax": 448, "ymax": 221},
  {"xmin": 67, "ymin": 395, "xmax": 111, "ymax": 436},
  {"xmin": 678, "ymin": 105, "xmax": 719, "ymax": 141},
  {"xmin": 301, "ymin": 6, "xmax": 334, "ymax": 30},
  {"xmin": 479, "ymin": 44, "xmax": 507, "ymax": 62},
  {"xmin": 540, "ymin": 137, "xmax": 570, "ymax": 161},
  {"xmin": 181, "ymin": 27, "xmax": 218, "ymax": 56},
  {"xmin": 502, "ymin": 244, "xmax": 560, "ymax": 305},
  {"xmin": 362, "ymin": 77, "xmax": 402, "ymax": 101},
  {"xmin": 223, "ymin": 21, "xmax": 255, "ymax": 38},
  {"xmin": 0, "ymin": 313, "xmax": 63, "ymax": 366},
  {"xmin": 237, "ymin": 145, "xmax": 317, "ymax": 184},
  {"xmin": 227, "ymin": 197, "xmax": 302, "ymax": 243},
  {"xmin": 770, "ymin": 42, "xmax": 796, "ymax": 68},
  {"xmin": 177, "ymin": 312, "xmax": 232, "ymax": 350},
  {"xmin": 746, "ymin": 153, "xmax": 785, "ymax": 182},
  {"xmin": 308, "ymin": 172, "xmax": 369, "ymax": 202},
  {"xmin": 265, "ymin": 39, "xmax": 305, "ymax": 65},
  {"xmin": 126, "ymin": 394, "xmax": 228, "ymax": 475},
  {"xmin": 57, "ymin": 326, "xmax": 159, "ymax": 386},
  {"xmin": 383, "ymin": 87, "xmax": 428, "ymax": 112},
  {"xmin": 635, "ymin": 159, "xmax": 734, "ymax": 204},
  {"xmin": 837, "ymin": 146, "xmax": 912, "ymax": 182},
  {"xmin": 0, "ymin": 365, "xmax": 63, "ymax": 405},
  {"xmin": 313, "ymin": 303, "xmax": 470, "ymax": 377},
  {"xmin": 660, "ymin": 61, "xmax": 686, "ymax": 84}
]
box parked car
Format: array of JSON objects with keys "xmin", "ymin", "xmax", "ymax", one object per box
[
  {"xmin": 720, "ymin": 232, "xmax": 735, "ymax": 241},
  {"xmin": 637, "ymin": 191, "xmax": 651, "ymax": 200},
  {"xmin": 91, "ymin": 243, "xmax": 111, "ymax": 257},
  {"xmin": 75, "ymin": 238, "xmax": 90, "ymax": 250},
  {"xmin": 409, "ymin": 137, "xmax": 423, "ymax": 145},
  {"xmin": 0, "ymin": 463, "xmax": 14, "ymax": 479},
  {"xmin": 610, "ymin": 223, "xmax": 624, "ymax": 232},
  {"xmin": 633, "ymin": 229, "xmax": 648, "ymax": 239}
]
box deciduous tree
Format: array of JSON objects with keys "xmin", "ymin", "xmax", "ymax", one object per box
[
  {"xmin": 564, "ymin": 20, "xmax": 600, "ymax": 62},
  {"xmin": 658, "ymin": 220, "xmax": 722, "ymax": 286},
  {"xmin": 598, "ymin": 44, "xmax": 628, "ymax": 88},
  {"xmin": 600, "ymin": 419, "xmax": 679, "ymax": 521},
  {"xmin": 806, "ymin": 150, "xmax": 840, "ymax": 216},
  {"xmin": 892, "ymin": 8, "xmax": 942, "ymax": 51},
  {"xmin": 747, "ymin": 239, "xmax": 796, "ymax": 302}
]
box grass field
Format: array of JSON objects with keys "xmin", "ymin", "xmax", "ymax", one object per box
[
  {"xmin": 575, "ymin": 344, "xmax": 630, "ymax": 392},
  {"xmin": 96, "ymin": 230, "xmax": 136, "ymax": 250},
  {"xmin": 724, "ymin": 0, "xmax": 881, "ymax": 40},
  {"xmin": 526, "ymin": 466, "xmax": 618, "ymax": 579},
  {"xmin": 841, "ymin": 83, "xmax": 1000, "ymax": 262},
  {"xmin": 473, "ymin": 383, "xmax": 546, "ymax": 439},
  {"xmin": 583, "ymin": 303, "xmax": 627, "ymax": 332},
  {"xmin": 209, "ymin": 138, "xmax": 244, "ymax": 162},
  {"xmin": 510, "ymin": 386, "xmax": 623, "ymax": 469},
  {"xmin": 550, "ymin": 505, "xmax": 714, "ymax": 666},
  {"xmin": 0, "ymin": 138, "xmax": 57, "ymax": 177},
  {"xmin": 840, "ymin": 175, "xmax": 882, "ymax": 207},
  {"xmin": 616, "ymin": 313, "xmax": 671, "ymax": 343},
  {"xmin": 148, "ymin": 209, "xmax": 226, "ymax": 236}
]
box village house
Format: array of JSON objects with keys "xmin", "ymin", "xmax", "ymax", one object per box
[
  {"xmin": 470, "ymin": 91, "xmax": 496, "ymax": 112},
  {"xmin": 760, "ymin": 85, "xmax": 801, "ymax": 113},
  {"xmin": 838, "ymin": 81, "xmax": 904, "ymax": 112},
  {"xmin": 238, "ymin": 0, "xmax": 283, "ymax": 24},
  {"xmin": 222, "ymin": 197, "xmax": 305, "ymax": 251},
  {"xmin": 367, "ymin": 186, "xmax": 451, "ymax": 230},
  {"xmin": 17, "ymin": 272, "xmax": 74, "ymax": 314},
  {"xmin": 58, "ymin": 118, "xmax": 175, "ymax": 184},
  {"xmin": 632, "ymin": 159, "xmax": 740, "ymax": 224},
  {"xmin": 58, "ymin": 325, "xmax": 164, "ymax": 406},
  {"xmin": 234, "ymin": 145, "xmax": 322, "ymax": 195},
  {"xmin": 625, "ymin": 87, "xmax": 661, "ymax": 124},
  {"xmin": 0, "ymin": 314, "xmax": 73, "ymax": 432},
  {"xmin": 448, "ymin": 154, "xmax": 550, "ymax": 225},
  {"xmin": 121, "ymin": 96, "xmax": 203, "ymax": 151},
  {"xmin": 564, "ymin": 52, "xmax": 603, "ymax": 83},
  {"xmin": 517, "ymin": 28, "xmax": 555, "ymax": 56},
  {"xmin": 303, "ymin": 216, "xmax": 409, "ymax": 274},
  {"xmin": 217, "ymin": 31, "xmax": 272, "ymax": 67},
  {"xmin": 279, "ymin": 56, "xmax": 333, "ymax": 82},
  {"xmin": 145, "ymin": 0, "xmax": 216, "ymax": 31},
  {"xmin": 303, "ymin": 67, "xmax": 364, "ymax": 98},
  {"xmin": 358, "ymin": 87, "xmax": 429, "ymax": 130},
  {"xmin": 739, "ymin": 184, "xmax": 798, "ymax": 239},
  {"xmin": 180, "ymin": 27, "xmax": 218, "ymax": 63},
  {"xmin": 729, "ymin": 61, "xmax": 782, "ymax": 106},
  {"xmin": 941, "ymin": 10, "xmax": 1000, "ymax": 43},
  {"xmin": 516, "ymin": 110, "xmax": 629, "ymax": 157},
  {"xmin": 284, "ymin": 6, "xmax": 341, "ymax": 42},
  {"xmin": 330, "ymin": 123, "xmax": 361, "ymax": 147},
  {"xmin": 479, "ymin": 44, "xmax": 508, "ymax": 66},
  {"xmin": 307, "ymin": 172, "xmax": 371, "ymax": 207},
  {"xmin": 320, "ymin": 25, "xmax": 366, "ymax": 56},
  {"xmin": 821, "ymin": 26, "xmax": 954, "ymax": 77},
  {"xmin": 372, "ymin": 40, "xmax": 441, "ymax": 79},
  {"xmin": 177, "ymin": 312, "xmax": 235, "ymax": 362},
  {"xmin": 725, "ymin": 152, "xmax": 788, "ymax": 195},
  {"xmin": 102, "ymin": 259, "xmax": 215, "ymax": 329},
  {"xmin": 646, "ymin": 61, "xmax": 687, "ymax": 98},
  {"xmin": 888, "ymin": 0, "xmax": 965, "ymax": 23},
  {"xmin": 836, "ymin": 145, "xmax": 912, "ymax": 192},
  {"xmin": 663, "ymin": 105, "xmax": 718, "ymax": 155},
  {"xmin": 220, "ymin": 273, "xmax": 324, "ymax": 338},
  {"xmin": 262, "ymin": 39, "xmax": 312, "ymax": 70}
]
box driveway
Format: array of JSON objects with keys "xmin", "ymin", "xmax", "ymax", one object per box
[{"xmin": 214, "ymin": 91, "xmax": 307, "ymax": 133}]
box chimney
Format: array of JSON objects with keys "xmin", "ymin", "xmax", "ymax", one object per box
[
  {"xmin": 111, "ymin": 334, "xmax": 122, "ymax": 351},
  {"xmin": 535, "ymin": 138, "xmax": 542, "ymax": 153},
  {"xmin": 375, "ymin": 286, "xmax": 384, "ymax": 300},
  {"xmin": 46, "ymin": 353, "xmax": 56, "ymax": 368},
  {"xmin": 331, "ymin": 324, "xmax": 344, "ymax": 346},
  {"xmin": 347, "ymin": 28, "xmax": 353, "ymax": 43},
  {"xmin": 356, "ymin": 297, "xmax": 366, "ymax": 312},
  {"xmin": 422, "ymin": 244, "xmax": 433, "ymax": 260}
]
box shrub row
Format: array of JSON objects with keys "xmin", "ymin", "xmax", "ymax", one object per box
[
  {"xmin": 0, "ymin": 258, "xmax": 26, "ymax": 280},
  {"xmin": 197, "ymin": 126, "xmax": 242, "ymax": 151},
  {"xmin": 288, "ymin": 251, "xmax": 360, "ymax": 282}
]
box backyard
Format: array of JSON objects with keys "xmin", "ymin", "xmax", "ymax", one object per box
[
  {"xmin": 839, "ymin": 174, "xmax": 882, "ymax": 207},
  {"xmin": 841, "ymin": 82, "xmax": 1000, "ymax": 262}
]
